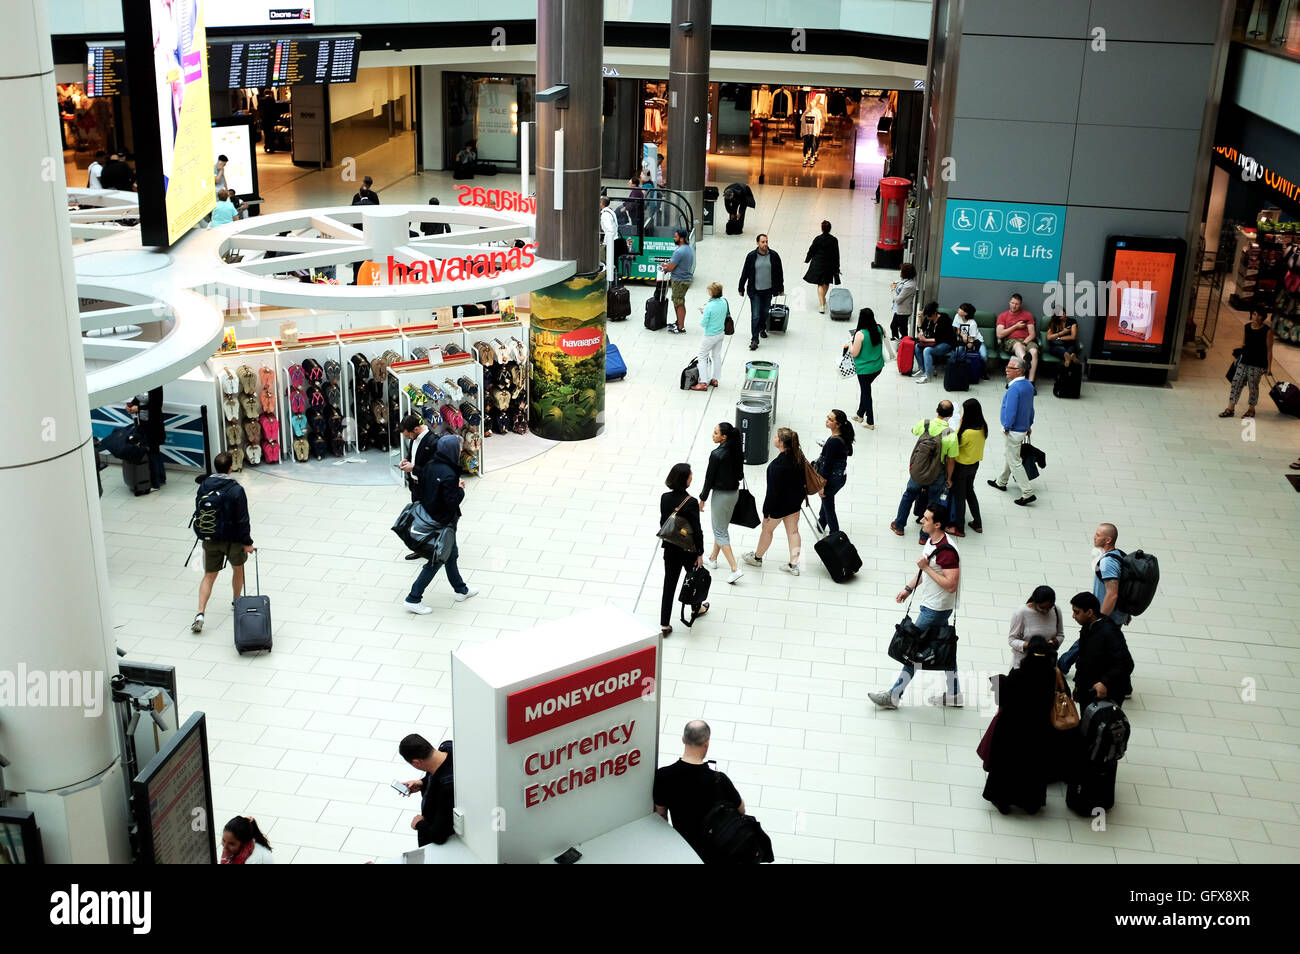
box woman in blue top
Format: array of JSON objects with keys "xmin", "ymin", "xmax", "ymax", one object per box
[
  {"xmin": 692, "ymin": 283, "xmax": 729, "ymax": 391},
  {"xmin": 211, "ymin": 189, "xmax": 237, "ymax": 226}
]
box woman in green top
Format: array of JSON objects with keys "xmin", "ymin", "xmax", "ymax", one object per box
[
  {"xmin": 945, "ymin": 397, "xmax": 987, "ymax": 536},
  {"xmin": 692, "ymin": 282, "xmax": 729, "ymax": 391},
  {"xmin": 847, "ymin": 307, "xmax": 890, "ymax": 428}
]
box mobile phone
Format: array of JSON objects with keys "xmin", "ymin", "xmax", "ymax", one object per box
[{"xmin": 391, "ymin": 780, "xmax": 411, "ymax": 796}]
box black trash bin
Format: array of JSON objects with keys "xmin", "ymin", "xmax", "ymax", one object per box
[{"xmin": 737, "ymin": 400, "xmax": 772, "ymax": 465}]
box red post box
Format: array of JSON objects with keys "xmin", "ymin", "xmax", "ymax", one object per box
[{"xmin": 874, "ymin": 176, "xmax": 911, "ymax": 269}]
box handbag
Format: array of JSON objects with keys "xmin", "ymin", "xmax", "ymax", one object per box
[
  {"xmin": 724, "ymin": 300, "xmax": 735, "ymax": 336},
  {"xmin": 392, "ymin": 502, "xmax": 456, "ymax": 564},
  {"xmin": 657, "ymin": 495, "xmax": 698, "ymax": 553},
  {"xmin": 838, "ymin": 335, "xmax": 856, "ymax": 378},
  {"xmin": 678, "ymin": 565, "xmax": 712, "ymax": 626},
  {"xmin": 1226, "ymin": 348, "xmax": 1242, "ymax": 384},
  {"xmin": 802, "ymin": 455, "xmax": 826, "ymax": 496},
  {"xmin": 976, "ymin": 711, "xmax": 1000, "ymax": 770},
  {"xmin": 1052, "ymin": 668, "xmax": 1080, "ymax": 731},
  {"xmin": 888, "ymin": 568, "xmax": 928, "ymax": 664},
  {"xmin": 730, "ymin": 480, "xmax": 761, "ymax": 528}
]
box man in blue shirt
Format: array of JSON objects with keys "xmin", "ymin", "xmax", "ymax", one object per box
[
  {"xmin": 987, "ymin": 357, "xmax": 1036, "ymax": 505},
  {"xmin": 662, "ymin": 229, "xmax": 695, "ymax": 333}
]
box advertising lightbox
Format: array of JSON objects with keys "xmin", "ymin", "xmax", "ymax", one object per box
[
  {"xmin": 212, "ymin": 117, "xmax": 258, "ymax": 199},
  {"xmin": 123, "ymin": 0, "xmax": 216, "ymax": 247},
  {"xmin": 206, "ymin": 1, "xmax": 313, "ymax": 27},
  {"xmin": 1094, "ymin": 235, "xmax": 1187, "ymax": 364}
]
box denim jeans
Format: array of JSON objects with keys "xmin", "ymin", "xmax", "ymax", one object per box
[
  {"xmin": 406, "ymin": 540, "xmax": 468, "ymax": 603},
  {"xmin": 889, "ymin": 606, "xmax": 960, "ymax": 701},
  {"xmin": 749, "ymin": 290, "xmax": 773, "ymax": 342},
  {"xmin": 922, "ymin": 342, "xmax": 953, "ymax": 376},
  {"xmin": 895, "ymin": 473, "xmax": 948, "ymax": 538},
  {"xmin": 817, "ymin": 472, "xmax": 847, "ymax": 534}
]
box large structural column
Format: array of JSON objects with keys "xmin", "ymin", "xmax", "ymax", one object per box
[
  {"xmin": 666, "ymin": 0, "xmax": 712, "ymax": 240},
  {"xmin": 530, "ymin": 0, "xmax": 607, "ymax": 441},
  {"xmin": 0, "ymin": 2, "xmax": 131, "ymax": 862}
]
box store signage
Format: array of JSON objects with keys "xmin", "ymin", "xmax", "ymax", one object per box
[
  {"xmin": 454, "ymin": 185, "xmax": 536, "ymax": 213},
  {"xmin": 939, "ymin": 199, "xmax": 1066, "ymax": 283},
  {"xmin": 1213, "ymin": 145, "xmax": 1300, "ymax": 204},
  {"xmin": 506, "ymin": 646, "xmax": 654, "ymax": 743},
  {"xmin": 602, "ymin": 66, "xmax": 620, "ymax": 77},
  {"xmin": 386, "ymin": 242, "xmax": 537, "ymax": 284}
]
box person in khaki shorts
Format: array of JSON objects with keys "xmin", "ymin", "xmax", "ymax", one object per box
[
  {"xmin": 661, "ymin": 229, "xmax": 695, "ymax": 333},
  {"xmin": 192, "ymin": 452, "xmax": 255, "ymax": 634}
]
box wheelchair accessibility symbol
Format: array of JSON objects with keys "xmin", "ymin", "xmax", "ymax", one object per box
[{"xmin": 953, "ymin": 207, "xmax": 975, "ymax": 230}]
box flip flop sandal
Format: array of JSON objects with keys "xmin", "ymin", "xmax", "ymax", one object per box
[
  {"xmin": 695, "ymin": 603, "xmax": 710, "ymax": 618},
  {"xmin": 1218, "ymin": 409, "xmax": 1234, "ymax": 418},
  {"xmin": 1243, "ymin": 408, "xmax": 1255, "ymax": 418}
]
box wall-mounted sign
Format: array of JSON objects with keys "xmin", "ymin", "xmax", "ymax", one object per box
[
  {"xmin": 601, "ymin": 66, "xmax": 620, "ymax": 77},
  {"xmin": 454, "ymin": 184, "xmax": 536, "ymax": 213},
  {"xmin": 939, "ymin": 199, "xmax": 1066, "ymax": 284},
  {"xmin": 1093, "ymin": 235, "xmax": 1186, "ymax": 365}
]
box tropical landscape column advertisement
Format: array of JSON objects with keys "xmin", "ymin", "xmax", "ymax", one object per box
[{"xmin": 529, "ymin": 272, "xmax": 607, "ymax": 441}]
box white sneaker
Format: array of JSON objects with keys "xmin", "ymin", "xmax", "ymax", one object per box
[
  {"xmin": 741, "ymin": 551, "xmax": 763, "ymax": 568},
  {"xmin": 927, "ymin": 692, "xmax": 964, "ymax": 708},
  {"xmin": 780, "ymin": 562, "xmax": 800, "ymax": 577},
  {"xmin": 914, "ymin": 375, "xmax": 929, "ymax": 384},
  {"xmin": 704, "ymin": 559, "xmax": 719, "ymax": 570},
  {"xmin": 403, "ymin": 600, "xmax": 433, "ymax": 615},
  {"xmin": 727, "ymin": 568, "xmax": 744, "ymax": 584},
  {"xmin": 454, "ymin": 587, "xmax": 480, "ymax": 603},
  {"xmin": 819, "ymin": 305, "xmax": 825, "ymax": 314},
  {"xmin": 868, "ymin": 691, "xmax": 898, "ymax": 710}
]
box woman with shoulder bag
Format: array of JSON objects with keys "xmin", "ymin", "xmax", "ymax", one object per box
[
  {"xmin": 660, "ymin": 463, "xmax": 706, "ymax": 636},
  {"xmin": 815, "ymin": 410, "xmax": 855, "ymax": 534},
  {"xmin": 742, "ymin": 428, "xmax": 809, "ymax": 576},
  {"xmin": 699, "ymin": 422, "xmax": 745, "ymax": 584},
  {"xmin": 1220, "ymin": 308, "xmax": 1274, "ymax": 419},
  {"xmin": 847, "ymin": 307, "xmax": 889, "ymax": 428}
]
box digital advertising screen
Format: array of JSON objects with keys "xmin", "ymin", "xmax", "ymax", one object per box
[
  {"xmin": 212, "ymin": 117, "xmax": 259, "ymax": 199},
  {"xmin": 133, "ymin": 712, "xmax": 217, "ymax": 864},
  {"xmin": 122, "ymin": 0, "xmax": 216, "ymax": 247},
  {"xmin": 1095, "ymin": 236, "xmax": 1187, "ymax": 363}
]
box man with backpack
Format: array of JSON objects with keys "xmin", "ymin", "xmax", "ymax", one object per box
[
  {"xmin": 891, "ymin": 401, "xmax": 958, "ymax": 543},
  {"xmin": 191, "ymin": 452, "xmax": 254, "ymax": 634},
  {"xmin": 987, "ymin": 357, "xmax": 1036, "ymax": 506},
  {"xmin": 654, "ymin": 720, "xmax": 771, "ymax": 863},
  {"xmin": 1061, "ymin": 523, "xmax": 1154, "ymax": 675}
]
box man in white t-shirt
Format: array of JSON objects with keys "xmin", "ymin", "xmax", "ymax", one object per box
[
  {"xmin": 87, "ymin": 151, "xmax": 106, "ymax": 189},
  {"xmin": 870, "ymin": 504, "xmax": 964, "ymax": 709}
]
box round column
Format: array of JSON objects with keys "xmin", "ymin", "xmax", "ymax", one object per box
[
  {"xmin": 0, "ymin": 0, "xmax": 130, "ymax": 862},
  {"xmin": 666, "ymin": 0, "xmax": 712, "ymax": 240}
]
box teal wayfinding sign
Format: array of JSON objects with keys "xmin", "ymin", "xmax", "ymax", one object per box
[{"xmin": 939, "ymin": 199, "xmax": 1066, "ymax": 283}]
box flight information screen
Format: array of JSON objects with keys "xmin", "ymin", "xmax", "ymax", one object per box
[
  {"xmin": 208, "ymin": 34, "xmax": 358, "ymax": 90},
  {"xmin": 86, "ymin": 43, "xmax": 127, "ymax": 97}
]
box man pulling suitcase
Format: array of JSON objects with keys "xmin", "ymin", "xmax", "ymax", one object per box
[{"xmin": 190, "ymin": 451, "xmax": 255, "ymax": 635}]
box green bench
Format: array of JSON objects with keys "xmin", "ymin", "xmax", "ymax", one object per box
[{"xmin": 942, "ymin": 308, "xmax": 1064, "ymax": 370}]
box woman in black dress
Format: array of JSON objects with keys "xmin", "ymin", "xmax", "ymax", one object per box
[
  {"xmin": 982, "ymin": 635, "xmax": 1057, "ymax": 815},
  {"xmin": 803, "ymin": 220, "xmax": 841, "ymax": 314},
  {"xmin": 742, "ymin": 428, "xmax": 810, "ymax": 576},
  {"xmin": 659, "ymin": 462, "xmax": 706, "ymax": 637}
]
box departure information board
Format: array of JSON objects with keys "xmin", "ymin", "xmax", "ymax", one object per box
[
  {"xmin": 208, "ymin": 34, "xmax": 358, "ymax": 91},
  {"xmin": 86, "ymin": 43, "xmax": 127, "ymax": 97}
]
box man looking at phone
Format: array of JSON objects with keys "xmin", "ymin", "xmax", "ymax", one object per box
[
  {"xmin": 996, "ymin": 293, "xmax": 1040, "ymax": 386},
  {"xmin": 654, "ymin": 720, "xmax": 745, "ymax": 862},
  {"xmin": 399, "ymin": 734, "xmax": 455, "ymax": 847}
]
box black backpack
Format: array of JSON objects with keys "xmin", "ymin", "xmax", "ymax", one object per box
[
  {"xmin": 1095, "ymin": 549, "xmax": 1159, "ymax": 617},
  {"xmin": 1080, "ymin": 699, "xmax": 1130, "ymax": 763},
  {"xmin": 699, "ymin": 772, "xmax": 774, "ymax": 864},
  {"xmin": 191, "ymin": 479, "xmax": 235, "ymax": 541}
]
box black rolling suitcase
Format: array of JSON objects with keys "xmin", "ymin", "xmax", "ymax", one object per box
[
  {"xmin": 943, "ymin": 353, "xmax": 970, "ymax": 391},
  {"xmin": 1054, "ymin": 360, "xmax": 1082, "ymax": 399},
  {"xmin": 803, "ymin": 504, "xmax": 862, "ymax": 583},
  {"xmin": 608, "ymin": 281, "xmax": 630, "ymax": 320},
  {"xmin": 123, "ymin": 456, "xmax": 152, "ymax": 496},
  {"xmin": 767, "ymin": 296, "xmax": 789, "ymax": 333},
  {"xmin": 644, "ymin": 280, "xmax": 669, "ymax": 330},
  {"xmin": 233, "ymin": 549, "xmax": 272, "ymax": 654},
  {"xmin": 1268, "ymin": 376, "xmax": 1300, "ymax": 417},
  {"xmin": 1066, "ymin": 760, "xmax": 1117, "ymax": 815}
]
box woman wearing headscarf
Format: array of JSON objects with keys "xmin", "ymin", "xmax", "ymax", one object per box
[
  {"xmin": 403, "ymin": 434, "xmax": 478, "ymax": 614},
  {"xmin": 982, "ymin": 635, "xmax": 1057, "ymax": 815},
  {"xmin": 220, "ymin": 816, "xmax": 275, "ymax": 864}
]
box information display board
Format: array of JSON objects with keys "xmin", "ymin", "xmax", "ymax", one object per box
[
  {"xmin": 1094, "ymin": 235, "xmax": 1187, "ymax": 363},
  {"xmin": 86, "ymin": 43, "xmax": 127, "ymax": 97},
  {"xmin": 132, "ymin": 712, "xmax": 217, "ymax": 864},
  {"xmin": 122, "ymin": 0, "xmax": 216, "ymax": 247},
  {"xmin": 207, "ymin": 33, "xmax": 359, "ymax": 90},
  {"xmin": 938, "ymin": 198, "xmax": 1067, "ymax": 284},
  {"xmin": 206, "ymin": 1, "xmax": 314, "ymax": 27}
]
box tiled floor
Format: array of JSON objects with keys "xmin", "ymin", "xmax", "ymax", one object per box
[{"xmin": 100, "ymin": 160, "xmax": 1300, "ymax": 864}]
